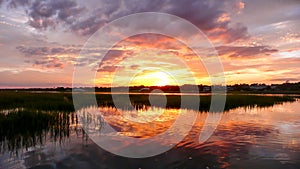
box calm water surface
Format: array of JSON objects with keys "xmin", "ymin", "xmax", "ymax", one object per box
[{"xmin": 0, "ymin": 100, "xmax": 300, "ymax": 169}]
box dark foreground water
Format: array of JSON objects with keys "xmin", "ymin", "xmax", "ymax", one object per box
[{"xmin": 0, "ymin": 101, "xmax": 300, "ymax": 169}]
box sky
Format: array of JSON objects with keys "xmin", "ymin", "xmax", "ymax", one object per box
[{"xmin": 0, "ymin": 0, "xmax": 299, "ymax": 88}]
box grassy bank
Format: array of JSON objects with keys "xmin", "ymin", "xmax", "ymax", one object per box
[
  {"xmin": 127, "ymin": 94, "xmax": 296, "ymax": 111},
  {"xmin": 0, "ymin": 91, "xmax": 74, "ymax": 111},
  {"xmin": 0, "ymin": 91, "xmax": 297, "ymax": 112}
]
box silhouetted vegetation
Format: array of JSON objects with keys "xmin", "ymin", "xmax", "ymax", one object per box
[
  {"xmin": 94, "ymin": 94, "xmax": 296, "ymax": 111},
  {"xmin": 0, "ymin": 110, "xmax": 83, "ymax": 154},
  {"xmin": 126, "ymin": 94, "xmax": 296, "ymax": 112},
  {"xmin": 0, "ymin": 91, "xmax": 297, "ymax": 112},
  {"xmin": 0, "ymin": 91, "xmax": 74, "ymax": 111},
  {"xmin": 1, "ymin": 81, "xmax": 299, "ymax": 94}
]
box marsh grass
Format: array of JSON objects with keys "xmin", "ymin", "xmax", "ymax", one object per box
[
  {"xmin": 0, "ymin": 91, "xmax": 296, "ymax": 112},
  {"xmin": 126, "ymin": 94, "xmax": 296, "ymax": 111},
  {"xmin": 0, "ymin": 110, "xmax": 82, "ymax": 154},
  {"xmin": 0, "ymin": 91, "xmax": 74, "ymax": 111},
  {"xmin": 0, "ymin": 91, "xmax": 297, "ymax": 154}
]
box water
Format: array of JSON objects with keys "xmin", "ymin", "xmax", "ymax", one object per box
[{"xmin": 0, "ymin": 101, "xmax": 300, "ymax": 169}]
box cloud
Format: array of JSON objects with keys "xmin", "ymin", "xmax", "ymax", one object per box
[
  {"xmin": 96, "ymin": 49, "xmax": 133, "ymax": 72},
  {"xmin": 16, "ymin": 45, "xmax": 81, "ymax": 69},
  {"xmin": 16, "ymin": 44, "xmax": 137, "ymax": 72},
  {"xmin": 28, "ymin": 0, "xmax": 85, "ymax": 29},
  {"xmin": 130, "ymin": 64, "xmax": 139, "ymax": 69},
  {"xmin": 33, "ymin": 58, "xmax": 64, "ymax": 69},
  {"xmin": 2, "ymin": 0, "xmax": 248, "ymax": 43},
  {"xmin": 119, "ymin": 34, "xmax": 183, "ymax": 51},
  {"xmin": 97, "ymin": 65, "xmax": 120, "ymax": 72},
  {"xmin": 102, "ymin": 50, "xmax": 125, "ymax": 62},
  {"xmin": 16, "ymin": 44, "xmax": 134, "ymax": 71},
  {"xmin": 216, "ymin": 45, "xmax": 278, "ymax": 58},
  {"xmin": 270, "ymin": 78, "xmax": 299, "ymax": 82},
  {"xmin": 16, "ymin": 45, "xmax": 81, "ymax": 56},
  {"xmin": 4, "ymin": 0, "xmax": 30, "ymax": 8},
  {"xmin": 209, "ymin": 23, "xmax": 248, "ymax": 43},
  {"xmin": 1, "ymin": 0, "xmax": 85, "ymax": 30},
  {"xmin": 70, "ymin": 0, "xmax": 249, "ymax": 43}
]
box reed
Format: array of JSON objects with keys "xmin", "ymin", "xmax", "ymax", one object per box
[{"xmin": 0, "ymin": 110, "xmax": 81, "ymax": 154}]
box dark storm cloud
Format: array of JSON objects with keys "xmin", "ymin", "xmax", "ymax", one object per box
[
  {"xmin": 4, "ymin": 0, "xmax": 30, "ymax": 8},
  {"xmin": 28, "ymin": 0, "xmax": 85, "ymax": 29},
  {"xmin": 69, "ymin": 14, "xmax": 106, "ymax": 36},
  {"xmin": 1, "ymin": 0, "xmax": 85, "ymax": 29},
  {"xmin": 70, "ymin": 0, "xmax": 249, "ymax": 42},
  {"xmin": 2, "ymin": 0, "xmax": 249, "ymax": 43},
  {"xmin": 216, "ymin": 45, "xmax": 278, "ymax": 58}
]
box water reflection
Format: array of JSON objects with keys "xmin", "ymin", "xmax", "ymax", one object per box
[{"xmin": 0, "ymin": 100, "xmax": 300, "ymax": 168}]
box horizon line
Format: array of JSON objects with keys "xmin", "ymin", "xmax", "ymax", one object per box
[{"xmin": 0, "ymin": 81, "xmax": 299, "ymax": 90}]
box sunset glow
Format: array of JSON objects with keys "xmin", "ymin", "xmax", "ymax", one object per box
[
  {"xmin": 130, "ymin": 71, "xmax": 175, "ymax": 87},
  {"xmin": 0, "ymin": 0, "xmax": 299, "ymax": 88},
  {"xmin": 1, "ymin": 1, "xmax": 300, "ymax": 168}
]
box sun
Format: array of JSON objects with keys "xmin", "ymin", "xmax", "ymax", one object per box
[
  {"xmin": 130, "ymin": 71, "xmax": 174, "ymax": 86},
  {"xmin": 149, "ymin": 72, "xmax": 171, "ymax": 86}
]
